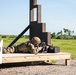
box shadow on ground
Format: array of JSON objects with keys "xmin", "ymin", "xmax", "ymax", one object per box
[{"xmin": 0, "ymin": 61, "xmax": 54, "ymax": 69}]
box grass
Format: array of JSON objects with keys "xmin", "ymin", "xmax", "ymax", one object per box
[
  {"xmin": 52, "ymin": 39, "xmax": 76, "ymax": 59},
  {"xmin": 0, "ymin": 37, "xmax": 29, "ymax": 47},
  {"xmin": 47, "ymin": 60, "xmax": 57, "ymax": 64},
  {"xmin": 0, "ymin": 36, "xmax": 76, "ymax": 59}
]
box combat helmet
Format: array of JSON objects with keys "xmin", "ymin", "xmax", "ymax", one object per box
[{"xmin": 31, "ymin": 37, "xmax": 41, "ymax": 45}]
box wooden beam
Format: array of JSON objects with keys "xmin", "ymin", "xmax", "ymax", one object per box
[
  {"xmin": 2, "ymin": 52, "xmax": 71, "ymax": 65},
  {"xmin": 65, "ymin": 59, "xmax": 70, "ymax": 66}
]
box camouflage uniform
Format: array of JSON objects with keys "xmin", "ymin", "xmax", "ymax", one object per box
[{"xmin": 3, "ymin": 37, "xmax": 41, "ymax": 54}]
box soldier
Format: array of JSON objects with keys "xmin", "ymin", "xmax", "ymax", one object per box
[{"xmin": 3, "ymin": 37, "xmax": 42, "ymax": 54}]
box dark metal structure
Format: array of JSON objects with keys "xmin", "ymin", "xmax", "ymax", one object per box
[
  {"xmin": 8, "ymin": 0, "xmax": 51, "ymax": 47},
  {"xmin": 30, "ymin": 0, "xmax": 51, "ymax": 45},
  {"xmin": 8, "ymin": 25, "xmax": 30, "ymax": 47}
]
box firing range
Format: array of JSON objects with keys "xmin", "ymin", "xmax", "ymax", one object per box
[{"xmin": 0, "ymin": 0, "xmax": 71, "ymax": 65}]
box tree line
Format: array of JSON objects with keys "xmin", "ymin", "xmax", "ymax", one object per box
[
  {"xmin": 51, "ymin": 28, "xmax": 76, "ymax": 39},
  {"xmin": 0, "ymin": 28, "xmax": 76, "ymax": 40},
  {"xmin": 0, "ymin": 35, "xmax": 29, "ymax": 39}
]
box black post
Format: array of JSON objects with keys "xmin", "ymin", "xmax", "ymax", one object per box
[{"xmin": 7, "ymin": 25, "xmax": 30, "ymax": 47}]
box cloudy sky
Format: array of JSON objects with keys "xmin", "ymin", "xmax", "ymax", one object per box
[{"xmin": 0, "ymin": 0, "xmax": 76, "ymax": 35}]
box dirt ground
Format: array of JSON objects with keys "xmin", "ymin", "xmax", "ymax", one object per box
[{"xmin": 0, "ymin": 59, "xmax": 76, "ymax": 75}]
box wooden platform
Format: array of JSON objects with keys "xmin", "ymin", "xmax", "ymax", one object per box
[{"xmin": 2, "ymin": 52, "xmax": 71, "ymax": 65}]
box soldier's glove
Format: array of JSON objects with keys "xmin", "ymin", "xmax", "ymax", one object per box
[{"xmin": 28, "ymin": 43, "xmax": 37, "ymax": 54}]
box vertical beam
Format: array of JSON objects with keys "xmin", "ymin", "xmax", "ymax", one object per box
[
  {"xmin": 30, "ymin": 9, "xmax": 34, "ymax": 22},
  {"xmin": 30, "ymin": 0, "xmax": 37, "ymax": 22},
  {"xmin": 42, "ymin": 23, "xmax": 46, "ymax": 32},
  {"xmin": 65, "ymin": 59, "xmax": 70, "ymax": 66},
  {"xmin": 30, "ymin": 0, "xmax": 37, "ymax": 7},
  {"xmin": 41, "ymin": 32, "xmax": 51, "ymax": 45},
  {"xmin": 37, "ymin": 5, "xmax": 41, "ymax": 23}
]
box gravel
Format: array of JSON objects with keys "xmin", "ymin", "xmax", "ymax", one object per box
[{"xmin": 0, "ymin": 59, "xmax": 76, "ymax": 75}]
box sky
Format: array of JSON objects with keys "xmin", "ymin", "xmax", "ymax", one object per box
[{"xmin": 0, "ymin": 0, "xmax": 76, "ymax": 35}]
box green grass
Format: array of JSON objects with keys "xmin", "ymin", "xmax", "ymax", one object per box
[
  {"xmin": 47, "ymin": 60, "xmax": 57, "ymax": 63},
  {"xmin": 0, "ymin": 37, "xmax": 29, "ymax": 47},
  {"xmin": 52, "ymin": 39, "xmax": 76, "ymax": 59},
  {"xmin": 0, "ymin": 36, "xmax": 76, "ymax": 59}
]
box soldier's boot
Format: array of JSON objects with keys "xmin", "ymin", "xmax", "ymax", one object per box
[{"xmin": 3, "ymin": 47, "xmax": 15, "ymax": 54}]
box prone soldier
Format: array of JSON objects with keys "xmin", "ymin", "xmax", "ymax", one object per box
[{"xmin": 3, "ymin": 37, "xmax": 42, "ymax": 54}]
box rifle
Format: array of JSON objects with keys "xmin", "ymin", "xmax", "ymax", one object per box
[{"xmin": 39, "ymin": 42, "xmax": 60, "ymax": 53}]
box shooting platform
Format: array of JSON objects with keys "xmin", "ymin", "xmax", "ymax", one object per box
[
  {"xmin": 2, "ymin": 53, "xmax": 71, "ymax": 65},
  {"xmin": 1, "ymin": 0, "xmax": 71, "ymax": 66}
]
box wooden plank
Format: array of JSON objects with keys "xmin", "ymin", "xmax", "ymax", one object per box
[
  {"xmin": 2, "ymin": 52, "xmax": 71, "ymax": 57},
  {"xmin": 0, "ymin": 40, "xmax": 3, "ymax": 64},
  {"xmin": 65, "ymin": 59, "xmax": 70, "ymax": 66},
  {"xmin": 2, "ymin": 52, "xmax": 71, "ymax": 65}
]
